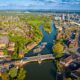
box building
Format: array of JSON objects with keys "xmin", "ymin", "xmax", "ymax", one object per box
[
  {"xmin": 25, "ymin": 42, "xmax": 37, "ymax": 50},
  {"xmin": 7, "ymin": 47, "xmax": 15, "ymax": 51},
  {"xmin": 0, "ymin": 30, "xmax": 8, "ymax": 35},
  {"xmin": 19, "ymin": 51, "xmax": 24, "ymax": 58},
  {"xmin": 0, "ymin": 43, "xmax": 6, "ymax": 49},
  {"xmin": 0, "ymin": 50, "xmax": 4, "ymax": 57},
  {"xmin": 0, "ymin": 36, "xmax": 9, "ymax": 49},
  {"xmin": 54, "ymin": 16, "xmax": 62, "ymax": 21},
  {"xmin": 57, "ymin": 31, "xmax": 66, "ymax": 39},
  {"xmin": 8, "ymin": 42, "xmax": 15, "ymax": 47},
  {"xmin": 60, "ymin": 55, "xmax": 73, "ymax": 67},
  {"xmin": 69, "ymin": 39, "xmax": 78, "ymax": 48},
  {"xmin": 7, "ymin": 42, "xmax": 15, "ymax": 55}
]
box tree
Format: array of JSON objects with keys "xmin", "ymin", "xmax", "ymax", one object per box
[
  {"xmin": 9, "ymin": 67, "xmax": 18, "ymax": 78},
  {"xmin": 53, "ymin": 41, "xmax": 64, "ymax": 58},
  {"xmin": 1, "ymin": 73, "xmax": 9, "ymax": 80},
  {"xmin": 17, "ymin": 68, "xmax": 26, "ymax": 80},
  {"xmin": 53, "ymin": 41, "xmax": 64, "ymax": 80}
]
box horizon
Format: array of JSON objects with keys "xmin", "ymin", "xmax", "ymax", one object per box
[{"xmin": 0, "ymin": 0, "xmax": 80, "ymax": 11}]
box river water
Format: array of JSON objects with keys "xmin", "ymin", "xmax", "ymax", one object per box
[
  {"xmin": 24, "ymin": 60, "xmax": 56, "ymax": 80},
  {"xmin": 24, "ymin": 21, "xmax": 57, "ymax": 80}
]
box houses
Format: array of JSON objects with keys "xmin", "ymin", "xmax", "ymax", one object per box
[
  {"xmin": 57, "ymin": 31, "xmax": 66, "ymax": 39},
  {"xmin": 69, "ymin": 39, "xmax": 78, "ymax": 48},
  {"xmin": 0, "ymin": 50, "xmax": 4, "ymax": 58},
  {"xmin": 71, "ymin": 68, "xmax": 80, "ymax": 79},
  {"xmin": 0, "ymin": 36, "xmax": 9, "ymax": 57},
  {"xmin": 60, "ymin": 53, "xmax": 80, "ymax": 68},
  {"xmin": 0, "ymin": 35, "xmax": 25, "ymax": 58},
  {"xmin": 7, "ymin": 42, "xmax": 15, "ymax": 55},
  {"xmin": 7, "ymin": 42, "xmax": 15, "ymax": 51},
  {"xmin": 19, "ymin": 51, "xmax": 24, "ymax": 58},
  {"xmin": 0, "ymin": 43, "xmax": 6, "ymax": 49},
  {"xmin": 0, "ymin": 36, "xmax": 9, "ymax": 49},
  {"xmin": 0, "ymin": 36, "xmax": 15, "ymax": 57},
  {"xmin": 0, "ymin": 30, "xmax": 8, "ymax": 35},
  {"xmin": 54, "ymin": 16, "xmax": 62, "ymax": 21},
  {"xmin": 8, "ymin": 42, "xmax": 15, "ymax": 47},
  {"xmin": 60, "ymin": 55, "xmax": 74, "ymax": 67},
  {"xmin": 68, "ymin": 39, "xmax": 78, "ymax": 53}
]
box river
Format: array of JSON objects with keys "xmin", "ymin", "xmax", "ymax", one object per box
[{"xmin": 24, "ymin": 21, "xmax": 57, "ymax": 80}]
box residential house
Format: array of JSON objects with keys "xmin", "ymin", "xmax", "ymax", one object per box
[
  {"xmin": 8, "ymin": 42, "xmax": 15, "ymax": 47},
  {"xmin": 19, "ymin": 51, "xmax": 24, "ymax": 58},
  {"xmin": 68, "ymin": 39, "xmax": 78, "ymax": 52},
  {"xmin": 71, "ymin": 68, "xmax": 80, "ymax": 79},
  {"xmin": 0, "ymin": 36, "xmax": 9, "ymax": 49},
  {"xmin": 60, "ymin": 55, "xmax": 73, "ymax": 67},
  {"xmin": 57, "ymin": 31, "xmax": 66, "ymax": 39},
  {"xmin": 0, "ymin": 30, "xmax": 8, "ymax": 35},
  {"xmin": 0, "ymin": 50, "xmax": 4, "ymax": 57},
  {"xmin": 7, "ymin": 42, "xmax": 15, "ymax": 55}
]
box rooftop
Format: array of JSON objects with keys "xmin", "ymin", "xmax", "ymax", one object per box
[{"xmin": 0, "ymin": 36, "xmax": 9, "ymax": 44}]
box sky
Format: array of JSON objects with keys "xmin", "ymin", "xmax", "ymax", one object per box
[{"xmin": 0, "ymin": 0, "xmax": 80, "ymax": 10}]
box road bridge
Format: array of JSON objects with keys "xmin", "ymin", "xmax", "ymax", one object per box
[{"xmin": 0, "ymin": 54, "xmax": 55, "ymax": 68}]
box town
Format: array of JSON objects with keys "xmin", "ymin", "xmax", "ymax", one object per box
[{"xmin": 0, "ymin": 12, "xmax": 80, "ymax": 80}]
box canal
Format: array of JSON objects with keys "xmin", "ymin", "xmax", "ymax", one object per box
[{"xmin": 24, "ymin": 21, "xmax": 57, "ymax": 80}]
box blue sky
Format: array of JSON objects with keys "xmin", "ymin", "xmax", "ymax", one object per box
[{"xmin": 0, "ymin": 0, "xmax": 80, "ymax": 10}]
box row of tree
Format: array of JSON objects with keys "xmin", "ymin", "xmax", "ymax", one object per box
[{"xmin": 1, "ymin": 67, "xmax": 26, "ymax": 80}]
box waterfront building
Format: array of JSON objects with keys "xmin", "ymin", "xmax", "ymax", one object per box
[{"xmin": 25, "ymin": 42, "xmax": 37, "ymax": 50}]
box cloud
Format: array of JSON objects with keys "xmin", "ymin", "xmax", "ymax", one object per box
[{"xmin": 0, "ymin": 0, "xmax": 80, "ymax": 10}]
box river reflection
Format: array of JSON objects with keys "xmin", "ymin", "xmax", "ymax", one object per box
[{"xmin": 24, "ymin": 60, "xmax": 56, "ymax": 80}]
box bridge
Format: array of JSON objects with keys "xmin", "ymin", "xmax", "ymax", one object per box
[
  {"xmin": 21, "ymin": 54, "xmax": 54, "ymax": 64},
  {"xmin": 0, "ymin": 54, "xmax": 55, "ymax": 68}
]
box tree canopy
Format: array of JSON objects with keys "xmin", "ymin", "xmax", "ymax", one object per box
[
  {"xmin": 53, "ymin": 41, "xmax": 64, "ymax": 58},
  {"xmin": 17, "ymin": 68, "xmax": 26, "ymax": 80},
  {"xmin": 9, "ymin": 67, "xmax": 18, "ymax": 78}
]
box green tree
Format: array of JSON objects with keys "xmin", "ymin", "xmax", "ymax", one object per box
[
  {"xmin": 9, "ymin": 67, "xmax": 18, "ymax": 78},
  {"xmin": 53, "ymin": 41, "xmax": 64, "ymax": 80},
  {"xmin": 53, "ymin": 41, "xmax": 64, "ymax": 58},
  {"xmin": 17, "ymin": 68, "xmax": 26, "ymax": 80}
]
